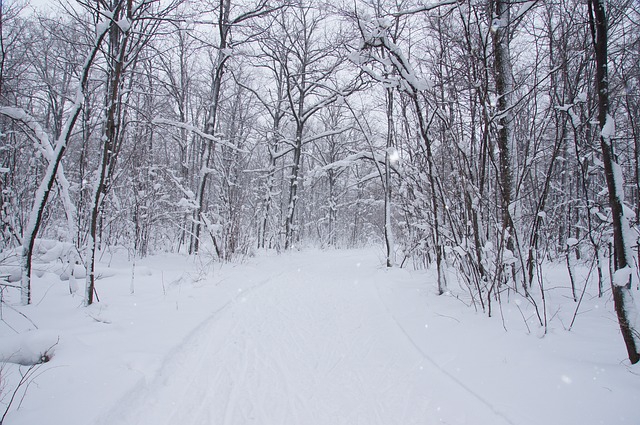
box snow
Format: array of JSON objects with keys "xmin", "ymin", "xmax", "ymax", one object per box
[
  {"xmin": 387, "ymin": 147, "xmax": 400, "ymax": 164},
  {"xmin": 502, "ymin": 248, "xmax": 517, "ymax": 265},
  {"xmin": 1, "ymin": 248, "xmax": 638, "ymax": 425},
  {"xmin": 390, "ymin": 0, "xmax": 458, "ymax": 17},
  {"xmin": 0, "ymin": 107, "xmax": 52, "ymax": 155},
  {"xmin": 0, "ymin": 330, "xmax": 59, "ymax": 365},
  {"xmin": 359, "ymin": 18, "xmax": 432, "ymax": 93},
  {"xmin": 116, "ymin": 18, "xmax": 131, "ymax": 33},
  {"xmin": 566, "ymin": 237, "xmax": 579, "ymax": 247},
  {"xmin": 153, "ymin": 118, "xmax": 248, "ymax": 152},
  {"xmin": 613, "ymin": 266, "xmax": 632, "ymax": 288},
  {"xmin": 611, "ymin": 160, "xmax": 637, "ymax": 270},
  {"xmin": 347, "ymin": 51, "xmax": 364, "ymax": 65},
  {"xmin": 490, "ymin": 17, "xmax": 505, "ymax": 33},
  {"xmin": 95, "ymin": 21, "xmax": 109, "ymax": 37},
  {"xmin": 513, "ymin": 1, "xmax": 537, "ymax": 21},
  {"xmin": 601, "ymin": 114, "xmax": 615, "ymax": 142},
  {"xmin": 376, "ymin": 17, "xmax": 393, "ymax": 29},
  {"xmin": 176, "ymin": 197, "xmax": 197, "ymax": 210}
]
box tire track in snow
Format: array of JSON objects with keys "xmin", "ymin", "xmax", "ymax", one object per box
[
  {"xmin": 372, "ymin": 275, "xmax": 517, "ymax": 425},
  {"xmin": 96, "ymin": 270, "xmax": 286, "ymax": 425},
  {"xmin": 101, "ymin": 249, "xmax": 508, "ymax": 425}
]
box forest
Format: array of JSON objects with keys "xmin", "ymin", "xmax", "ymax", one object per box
[{"xmin": 1, "ymin": 0, "xmax": 639, "ymax": 365}]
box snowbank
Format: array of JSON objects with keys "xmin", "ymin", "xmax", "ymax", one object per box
[{"xmin": 0, "ymin": 330, "xmax": 59, "ymax": 365}]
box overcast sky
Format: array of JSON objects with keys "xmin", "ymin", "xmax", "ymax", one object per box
[{"xmin": 24, "ymin": 0, "xmax": 60, "ymax": 13}]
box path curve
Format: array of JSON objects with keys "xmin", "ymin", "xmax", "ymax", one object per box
[{"xmin": 101, "ymin": 250, "xmax": 512, "ymax": 425}]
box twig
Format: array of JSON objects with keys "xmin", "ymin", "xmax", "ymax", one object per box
[
  {"xmin": 569, "ymin": 255, "xmax": 596, "ymax": 330},
  {"xmin": 0, "ymin": 364, "xmax": 41, "ymax": 424},
  {"xmin": 0, "ymin": 304, "xmax": 38, "ymax": 330},
  {"xmin": 434, "ymin": 313, "xmax": 461, "ymax": 324},
  {"xmin": 515, "ymin": 302, "xmax": 531, "ymax": 334}
]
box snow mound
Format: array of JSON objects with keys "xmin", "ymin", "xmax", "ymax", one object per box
[{"xmin": 0, "ymin": 330, "xmax": 59, "ymax": 365}]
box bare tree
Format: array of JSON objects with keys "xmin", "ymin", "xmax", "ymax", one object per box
[
  {"xmin": 190, "ymin": 0, "xmax": 277, "ymax": 254},
  {"xmin": 490, "ymin": 0, "xmax": 517, "ymax": 293},
  {"xmin": 0, "ymin": 8, "xmax": 112, "ymax": 304},
  {"xmin": 85, "ymin": 0, "xmax": 172, "ymax": 305},
  {"xmin": 588, "ymin": 0, "xmax": 639, "ymax": 365},
  {"xmin": 357, "ymin": 9, "xmax": 449, "ymax": 292},
  {"xmin": 277, "ymin": 3, "xmax": 350, "ymax": 249}
]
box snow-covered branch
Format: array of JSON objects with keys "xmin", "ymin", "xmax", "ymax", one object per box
[
  {"xmin": 11, "ymin": 12, "xmax": 113, "ymax": 305},
  {"xmin": 358, "ymin": 19, "xmax": 430, "ymax": 95},
  {"xmin": 0, "ymin": 107, "xmax": 52, "ymax": 157},
  {"xmin": 301, "ymin": 126, "xmax": 353, "ymax": 145},
  {"xmin": 390, "ymin": 0, "xmax": 460, "ymax": 17},
  {"xmin": 307, "ymin": 151, "xmax": 400, "ymax": 181},
  {"xmin": 153, "ymin": 118, "xmax": 249, "ymax": 153}
]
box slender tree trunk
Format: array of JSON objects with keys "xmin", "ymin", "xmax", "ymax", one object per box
[
  {"xmin": 284, "ymin": 44, "xmax": 307, "ymax": 251},
  {"xmin": 260, "ymin": 110, "xmax": 283, "ymax": 249},
  {"xmin": 384, "ymin": 87, "xmax": 395, "ymax": 267},
  {"xmin": 284, "ymin": 122, "xmax": 303, "ymax": 250},
  {"xmin": 327, "ymin": 170, "xmax": 337, "ymax": 246},
  {"xmin": 412, "ymin": 94, "xmax": 445, "ymax": 294},
  {"xmin": 589, "ymin": 0, "xmax": 640, "ymax": 364},
  {"xmin": 5, "ymin": 19, "xmax": 109, "ymax": 304},
  {"xmin": 491, "ymin": 0, "xmax": 516, "ymax": 283},
  {"xmin": 191, "ymin": 0, "xmax": 231, "ymax": 254},
  {"xmin": 260, "ymin": 146, "xmax": 277, "ymax": 249},
  {"xmin": 87, "ymin": 2, "xmax": 131, "ymax": 305}
]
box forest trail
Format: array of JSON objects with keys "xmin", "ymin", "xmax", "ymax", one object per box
[{"xmin": 101, "ymin": 250, "xmax": 513, "ymax": 425}]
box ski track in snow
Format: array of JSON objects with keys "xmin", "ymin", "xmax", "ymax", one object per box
[{"xmin": 100, "ymin": 251, "xmax": 512, "ymax": 425}]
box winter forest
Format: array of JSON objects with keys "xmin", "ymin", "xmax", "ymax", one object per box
[{"xmin": 1, "ymin": 0, "xmax": 640, "ymax": 423}]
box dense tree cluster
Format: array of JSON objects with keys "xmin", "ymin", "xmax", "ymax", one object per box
[{"xmin": 1, "ymin": 0, "xmax": 638, "ymax": 362}]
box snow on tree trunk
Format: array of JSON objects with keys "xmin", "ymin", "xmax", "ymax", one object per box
[
  {"xmin": 384, "ymin": 87, "xmax": 395, "ymax": 267},
  {"xmin": 285, "ymin": 122, "xmax": 303, "ymax": 250},
  {"xmin": 260, "ymin": 110, "xmax": 283, "ymax": 250},
  {"xmin": 491, "ymin": 0, "xmax": 517, "ymax": 293},
  {"xmin": 189, "ymin": 0, "xmax": 235, "ymax": 255},
  {"xmin": 86, "ymin": 1, "xmax": 133, "ymax": 306},
  {"xmin": 589, "ymin": 0, "xmax": 639, "ymax": 364},
  {"xmin": 189, "ymin": 0, "xmax": 276, "ymax": 254},
  {"xmin": 1, "ymin": 20, "xmax": 110, "ymax": 304},
  {"xmin": 358, "ymin": 15, "xmax": 447, "ymax": 293}
]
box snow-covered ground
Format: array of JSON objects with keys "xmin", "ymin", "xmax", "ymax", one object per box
[{"xmin": 1, "ymin": 248, "xmax": 638, "ymax": 424}]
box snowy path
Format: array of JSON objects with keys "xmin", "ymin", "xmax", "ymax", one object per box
[{"xmin": 101, "ymin": 250, "xmax": 513, "ymax": 425}]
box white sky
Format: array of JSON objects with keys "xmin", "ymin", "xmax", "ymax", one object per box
[{"xmin": 23, "ymin": 0, "xmax": 61, "ymax": 13}]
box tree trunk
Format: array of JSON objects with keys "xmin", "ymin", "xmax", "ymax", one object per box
[
  {"xmin": 284, "ymin": 122, "xmax": 303, "ymax": 250},
  {"xmin": 589, "ymin": 0, "xmax": 640, "ymax": 364},
  {"xmin": 190, "ymin": 0, "xmax": 232, "ymax": 255},
  {"xmin": 260, "ymin": 102, "xmax": 283, "ymax": 249},
  {"xmin": 412, "ymin": 94, "xmax": 445, "ymax": 294},
  {"xmin": 491, "ymin": 0, "xmax": 516, "ymax": 290},
  {"xmin": 384, "ymin": 86, "xmax": 394, "ymax": 267},
  {"xmin": 86, "ymin": 1, "xmax": 132, "ymax": 305},
  {"xmin": 6, "ymin": 17, "xmax": 109, "ymax": 304}
]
